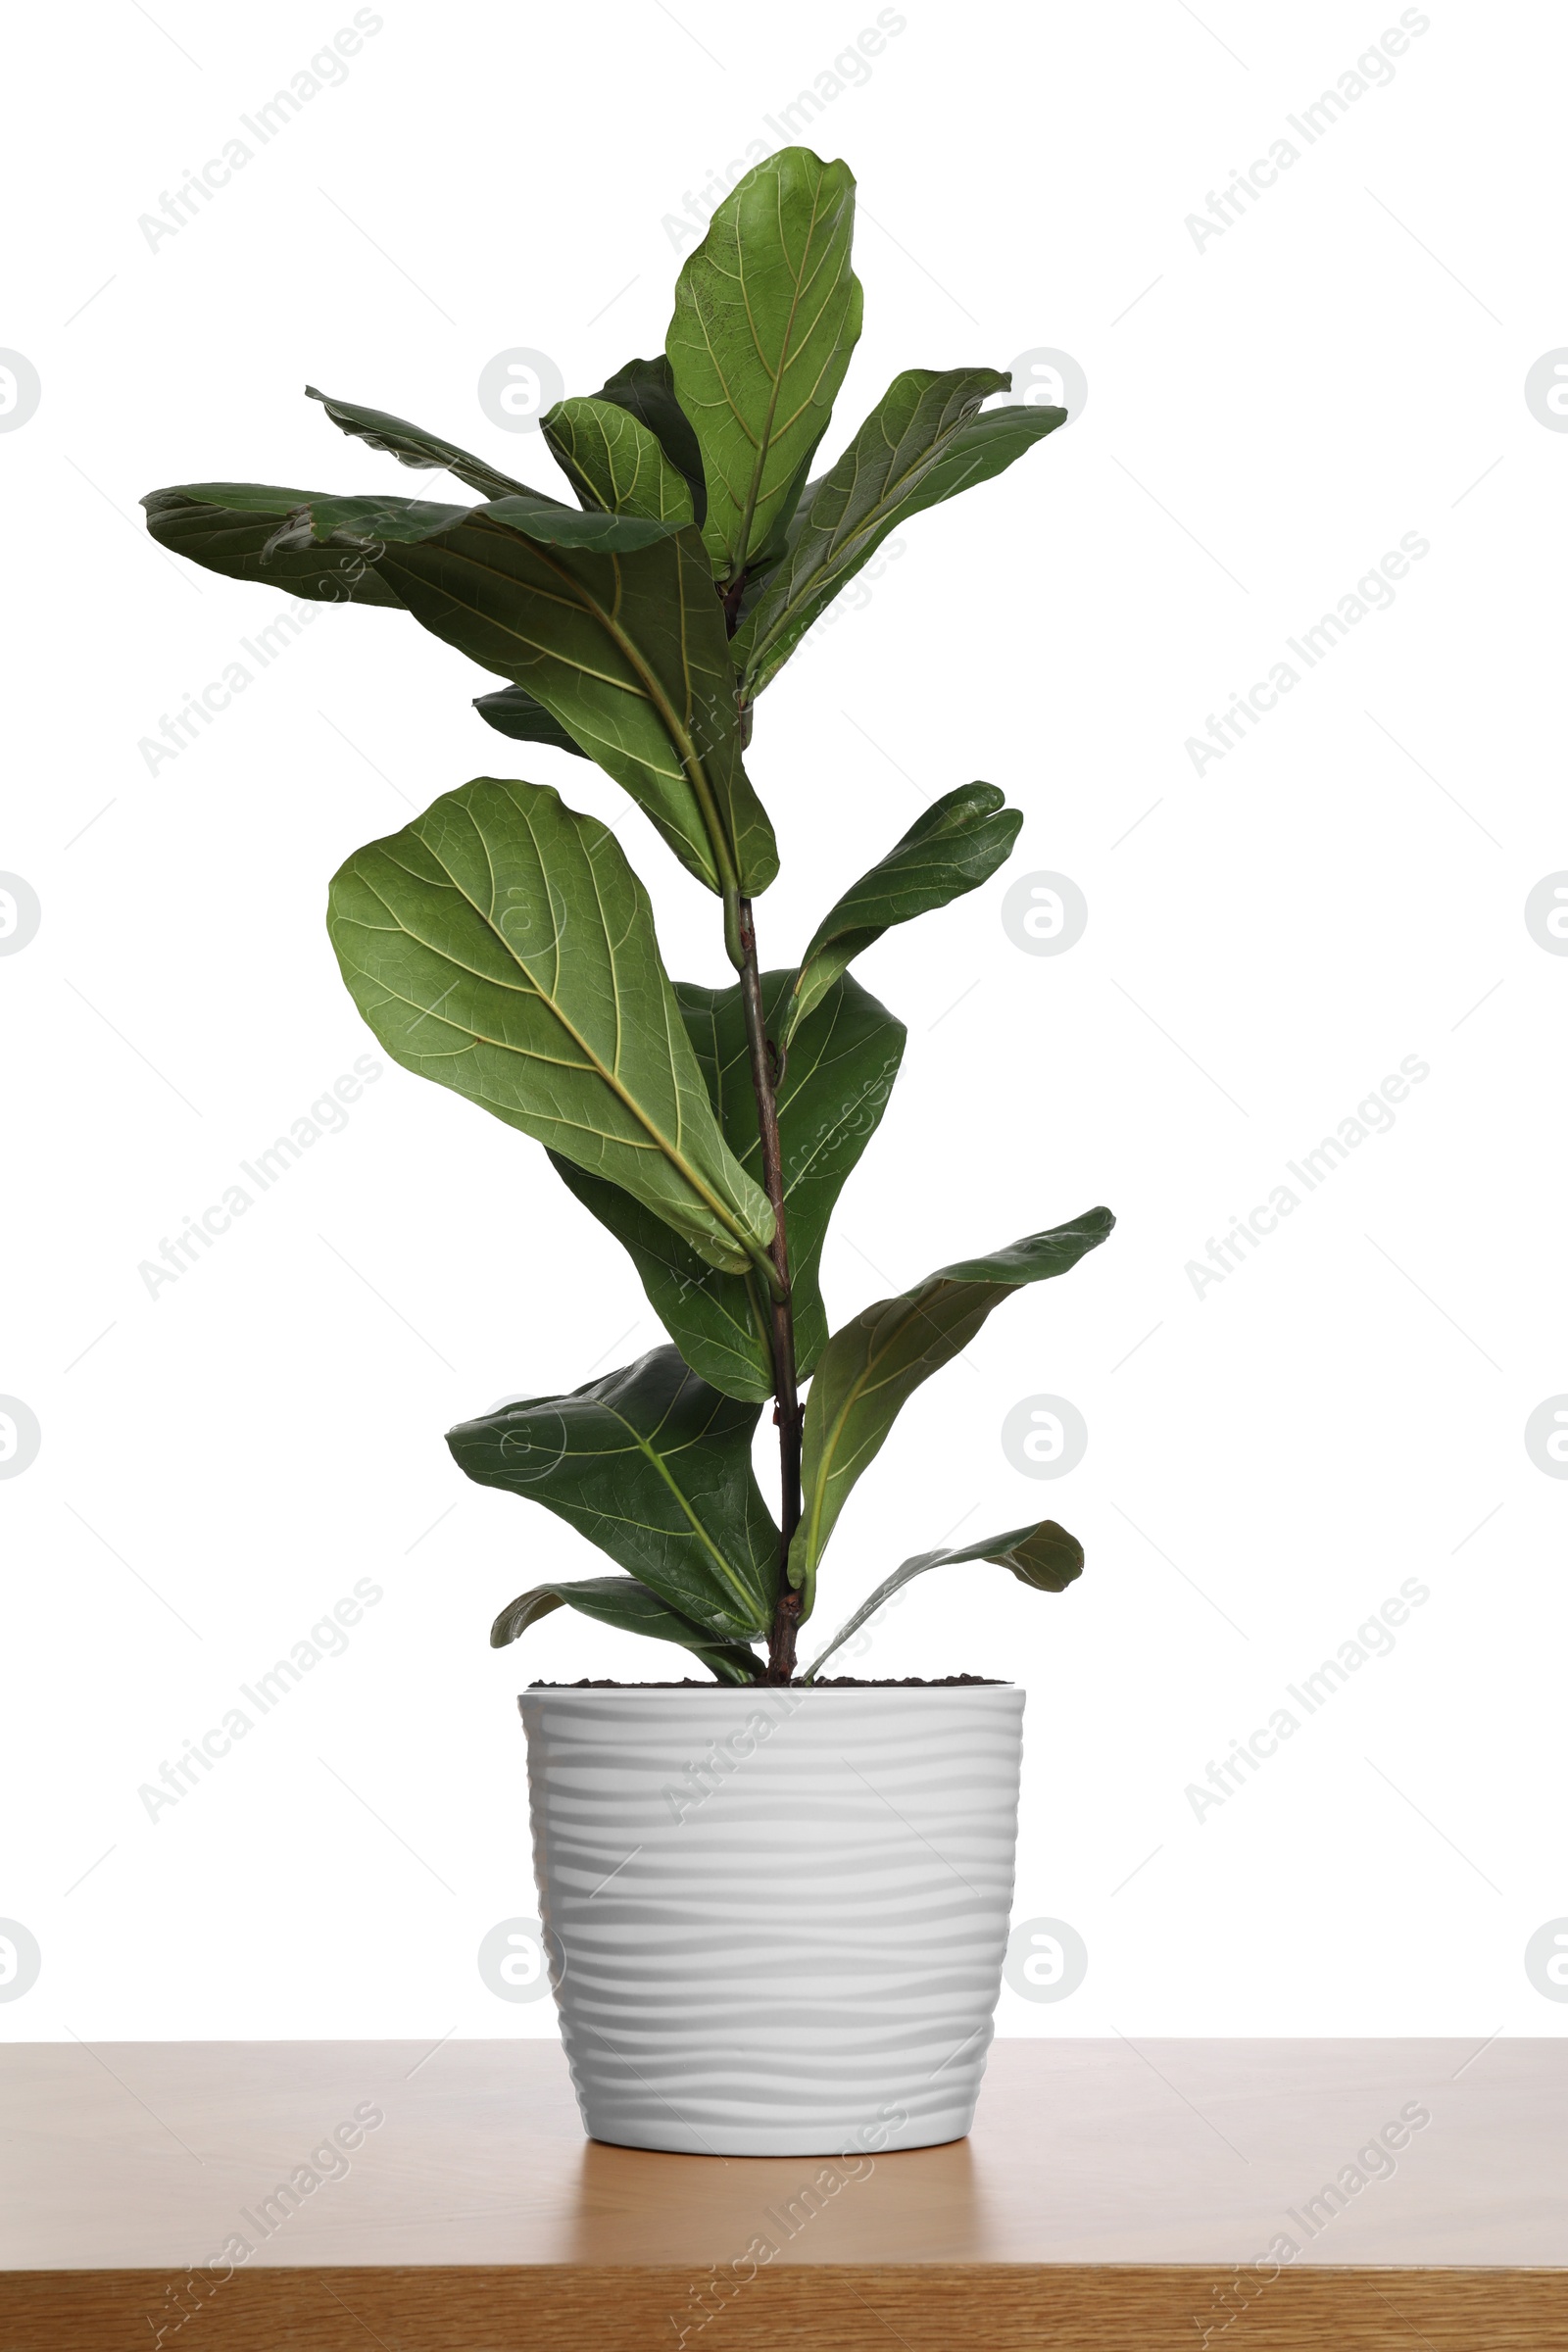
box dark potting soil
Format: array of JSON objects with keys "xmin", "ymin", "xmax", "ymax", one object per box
[{"xmin": 525, "ymin": 1675, "xmax": 1008, "ymax": 1688}]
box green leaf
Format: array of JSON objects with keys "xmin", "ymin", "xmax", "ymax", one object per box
[
  {"xmin": 490, "ymin": 1574, "xmax": 763, "ymax": 1682},
  {"xmin": 326, "ymin": 775, "xmax": 775, "ymax": 1276},
  {"xmin": 789, "ymin": 1209, "xmax": 1116, "ymax": 1609},
  {"xmin": 677, "ymin": 968, "xmax": 904, "ymax": 1378},
  {"xmin": 280, "ymin": 486, "xmax": 670, "ymax": 553},
  {"xmin": 595, "ymin": 354, "xmax": 708, "ymax": 522},
  {"xmin": 150, "ymin": 472, "xmax": 772, "ymax": 895},
  {"xmin": 306, "ymin": 384, "xmax": 534, "ymax": 502},
  {"xmin": 549, "ymin": 969, "xmax": 905, "ymax": 1399},
  {"xmin": 728, "ymin": 443, "xmax": 818, "ymax": 609},
  {"xmin": 473, "ymin": 683, "xmax": 587, "ymax": 759},
  {"xmin": 367, "ymin": 506, "xmax": 776, "ymax": 897},
  {"xmin": 449, "ymin": 1345, "xmax": 777, "ymax": 1639},
  {"xmin": 260, "ymin": 491, "xmax": 474, "ymax": 556},
  {"xmin": 783, "ymin": 782, "xmax": 1021, "ymax": 1047},
  {"xmin": 141, "ymin": 484, "xmax": 407, "ymax": 608},
  {"xmin": 666, "ymin": 147, "xmax": 862, "ymax": 586},
  {"xmin": 803, "ymin": 1518, "xmax": 1083, "ymax": 1680},
  {"xmin": 543, "ymin": 396, "xmax": 695, "ymax": 522},
  {"xmin": 735, "ymin": 368, "xmax": 1068, "ymax": 699},
  {"xmin": 548, "ymin": 1154, "xmax": 775, "ymax": 1401}
]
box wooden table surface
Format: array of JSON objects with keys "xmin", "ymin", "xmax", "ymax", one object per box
[{"xmin": 2, "ymin": 2036, "xmax": 1563, "ymax": 2347}]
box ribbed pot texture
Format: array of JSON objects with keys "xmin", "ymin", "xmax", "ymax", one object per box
[{"xmin": 518, "ymin": 1683, "xmax": 1025, "ymax": 2156}]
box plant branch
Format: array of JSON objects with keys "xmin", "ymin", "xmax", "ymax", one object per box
[
  {"xmin": 721, "ymin": 567, "xmax": 751, "ymax": 637},
  {"xmin": 730, "ymin": 893, "xmax": 803, "ymax": 1680}
]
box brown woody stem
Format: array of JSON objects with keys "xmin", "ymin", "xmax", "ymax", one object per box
[{"xmin": 731, "ymin": 895, "xmax": 803, "ymax": 1681}]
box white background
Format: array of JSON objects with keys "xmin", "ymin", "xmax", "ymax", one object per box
[{"xmin": 4, "ymin": 0, "xmax": 1565, "ymax": 2047}]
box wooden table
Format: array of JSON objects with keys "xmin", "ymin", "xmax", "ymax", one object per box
[{"xmin": 1, "ymin": 2037, "xmax": 1562, "ymax": 2347}]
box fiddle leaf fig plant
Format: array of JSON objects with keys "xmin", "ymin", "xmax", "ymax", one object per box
[{"xmin": 142, "ymin": 144, "xmax": 1113, "ymax": 1683}]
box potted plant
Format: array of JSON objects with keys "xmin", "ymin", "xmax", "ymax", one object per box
[{"xmin": 144, "ymin": 146, "xmax": 1113, "ymax": 2157}]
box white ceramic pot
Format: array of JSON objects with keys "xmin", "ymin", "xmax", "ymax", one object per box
[{"xmin": 518, "ymin": 1683, "xmax": 1024, "ymax": 2156}]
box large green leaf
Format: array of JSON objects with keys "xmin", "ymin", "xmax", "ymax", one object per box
[
  {"xmin": 803, "ymin": 1519, "xmax": 1083, "ymax": 1681},
  {"xmin": 596, "ymin": 355, "xmax": 708, "ymax": 522},
  {"xmin": 490, "ymin": 1573, "xmax": 763, "ymax": 1682},
  {"xmin": 306, "ymin": 384, "xmax": 534, "ymax": 501},
  {"xmin": 735, "ymin": 368, "xmax": 1068, "ymax": 699},
  {"xmin": 327, "ymin": 775, "xmax": 775, "ymax": 1276},
  {"xmin": 666, "ymin": 147, "xmax": 862, "ymax": 587},
  {"xmin": 550, "ymin": 969, "xmax": 905, "ymax": 1399},
  {"xmin": 782, "ymin": 783, "xmax": 1021, "ymax": 1047},
  {"xmin": 145, "ymin": 473, "xmax": 776, "ymax": 896},
  {"xmin": 473, "ymin": 683, "xmax": 587, "ymax": 759},
  {"xmin": 361, "ymin": 505, "xmax": 776, "ymax": 897},
  {"xmin": 276, "ymin": 487, "xmax": 667, "ymax": 553},
  {"xmin": 543, "ymin": 396, "xmax": 695, "ymax": 522},
  {"xmin": 789, "ymin": 1209, "xmax": 1116, "ymax": 1608},
  {"xmin": 141, "ymin": 484, "xmax": 408, "ymax": 607},
  {"xmin": 449, "ymin": 1346, "xmax": 777, "ymax": 1639}
]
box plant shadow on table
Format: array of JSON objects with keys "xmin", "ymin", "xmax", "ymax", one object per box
[{"xmin": 564, "ymin": 2132, "xmax": 984, "ymax": 2268}]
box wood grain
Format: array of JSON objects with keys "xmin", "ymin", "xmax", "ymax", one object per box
[
  {"xmin": 3, "ymin": 2264, "xmax": 1564, "ymax": 2350},
  {"xmin": 3, "ymin": 2038, "xmax": 1564, "ymax": 2349}
]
